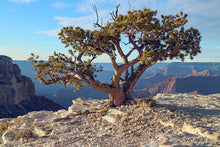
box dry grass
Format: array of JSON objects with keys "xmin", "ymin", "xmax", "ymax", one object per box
[
  {"xmin": 135, "ymin": 97, "xmax": 157, "ymax": 108},
  {"xmin": 94, "ymin": 104, "xmax": 110, "ymax": 118},
  {"xmin": 15, "ymin": 128, "xmax": 36, "ymax": 142}
]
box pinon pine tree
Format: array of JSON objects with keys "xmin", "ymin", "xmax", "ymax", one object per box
[{"xmin": 29, "ymin": 6, "xmax": 201, "ymax": 106}]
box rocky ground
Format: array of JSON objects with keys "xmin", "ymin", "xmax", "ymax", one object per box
[{"xmin": 0, "ymin": 93, "xmax": 219, "ymax": 147}]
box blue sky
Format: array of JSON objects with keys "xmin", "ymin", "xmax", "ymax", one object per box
[{"xmin": 0, "ymin": 0, "xmax": 219, "ymax": 62}]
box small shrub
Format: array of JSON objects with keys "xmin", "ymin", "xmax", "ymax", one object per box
[
  {"xmin": 135, "ymin": 96, "xmax": 157, "ymax": 108},
  {"xmin": 15, "ymin": 128, "xmax": 36, "ymax": 142},
  {"xmin": 95, "ymin": 105, "xmax": 110, "ymax": 117}
]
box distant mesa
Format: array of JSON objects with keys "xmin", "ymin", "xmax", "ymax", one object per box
[
  {"xmin": 163, "ymin": 62, "xmax": 220, "ymax": 76},
  {"xmin": 0, "ymin": 55, "xmax": 64, "ymax": 118},
  {"xmin": 135, "ymin": 70, "xmax": 220, "ymax": 97}
]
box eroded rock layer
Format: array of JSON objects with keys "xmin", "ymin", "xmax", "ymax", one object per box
[{"xmin": 0, "ymin": 55, "xmax": 63, "ymax": 118}]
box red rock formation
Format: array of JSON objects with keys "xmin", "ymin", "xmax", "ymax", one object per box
[{"xmin": 135, "ymin": 70, "xmax": 220, "ymax": 97}]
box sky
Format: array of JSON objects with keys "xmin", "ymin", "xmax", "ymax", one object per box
[{"xmin": 0, "ymin": 0, "xmax": 219, "ymax": 62}]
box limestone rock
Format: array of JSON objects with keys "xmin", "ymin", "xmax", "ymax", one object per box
[
  {"xmin": 33, "ymin": 127, "xmax": 48, "ymax": 137},
  {"xmin": 0, "ymin": 93, "xmax": 219, "ymax": 146},
  {"xmin": 102, "ymin": 109, "xmax": 126, "ymax": 124},
  {"xmin": 0, "ymin": 121, "xmax": 8, "ymax": 131},
  {"xmin": 68, "ymin": 97, "xmax": 107, "ymax": 115},
  {"xmin": 182, "ymin": 123, "xmax": 220, "ymax": 141},
  {"xmin": 2, "ymin": 131, "xmax": 15, "ymax": 144}
]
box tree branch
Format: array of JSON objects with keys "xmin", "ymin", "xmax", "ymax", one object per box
[
  {"xmin": 115, "ymin": 42, "xmax": 127, "ymax": 63},
  {"xmin": 77, "ymin": 52, "xmax": 84, "ymax": 63},
  {"xmin": 118, "ymin": 58, "xmax": 139, "ymax": 74},
  {"xmin": 128, "ymin": 36, "xmax": 141, "ymax": 52},
  {"xmin": 126, "ymin": 48, "xmax": 135, "ymax": 58},
  {"xmin": 124, "ymin": 57, "xmax": 160, "ymax": 91},
  {"xmin": 110, "ymin": 4, "xmax": 120, "ymax": 20},
  {"xmin": 93, "ymin": 4, "xmax": 104, "ymax": 29}
]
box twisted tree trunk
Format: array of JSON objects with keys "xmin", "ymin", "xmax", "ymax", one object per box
[
  {"xmin": 108, "ymin": 89, "xmax": 134, "ymax": 106},
  {"xmin": 108, "ymin": 89, "xmax": 125, "ymax": 106}
]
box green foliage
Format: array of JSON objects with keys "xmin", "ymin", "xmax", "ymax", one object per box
[{"xmin": 29, "ymin": 6, "xmax": 201, "ymax": 95}]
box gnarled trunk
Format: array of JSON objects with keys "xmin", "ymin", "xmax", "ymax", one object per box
[
  {"xmin": 108, "ymin": 89, "xmax": 134, "ymax": 106},
  {"xmin": 108, "ymin": 89, "xmax": 125, "ymax": 106},
  {"xmin": 125, "ymin": 90, "xmax": 134, "ymax": 101}
]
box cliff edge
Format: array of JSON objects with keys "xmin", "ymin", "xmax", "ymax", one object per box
[{"xmin": 0, "ymin": 55, "xmax": 63, "ymax": 118}]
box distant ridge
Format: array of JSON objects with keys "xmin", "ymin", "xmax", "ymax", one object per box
[
  {"xmin": 184, "ymin": 69, "xmax": 212, "ymax": 77},
  {"xmin": 163, "ymin": 62, "xmax": 220, "ymax": 76},
  {"xmin": 135, "ymin": 69, "xmax": 220, "ymax": 97},
  {"xmin": 12, "ymin": 60, "xmax": 220, "ymax": 107}
]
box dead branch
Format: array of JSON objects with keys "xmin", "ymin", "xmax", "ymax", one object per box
[
  {"xmin": 128, "ymin": 0, "xmax": 131, "ymax": 10},
  {"xmin": 110, "ymin": 4, "xmax": 120, "ymax": 20},
  {"xmin": 93, "ymin": 4, "xmax": 104, "ymax": 28}
]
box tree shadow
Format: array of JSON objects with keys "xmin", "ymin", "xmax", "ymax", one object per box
[{"xmin": 157, "ymin": 103, "xmax": 220, "ymax": 118}]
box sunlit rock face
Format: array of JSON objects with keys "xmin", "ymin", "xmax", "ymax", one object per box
[{"xmin": 0, "ymin": 56, "xmax": 35, "ymax": 105}]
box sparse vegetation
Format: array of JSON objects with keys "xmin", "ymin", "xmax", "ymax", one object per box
[
  {"xmin": 135, "ymin": 97, "xmax": 157, "ymax": 108},
  {"xmin": 95, "ymin": 104, "xmax": 110, "ymax": 118},
  {"xmin": 15, "ymin": 128, "xmax": 36, "ymax": 142}
]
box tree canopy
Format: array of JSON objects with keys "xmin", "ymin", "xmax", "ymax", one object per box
[{"xmin": 29, "ymin": 6, "xmax": 201, "ymax": 106}]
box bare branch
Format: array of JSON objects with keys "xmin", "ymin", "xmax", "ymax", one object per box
[
  {"xmin": 126, "ymin": 48, "xmax": 135, "ymax": 58},
  {"xmin": 119, "ymin": 58, "xmax": 139, "ymax": 74},
  {"xmin": 93, "ymin": 4, "xmax": 104, "ymax": 29},
  {"xmin": 92, "ymin": 4, "xmax": 98, "ymax": 24},
  {"xmin": 128, "ymin": 0, "xmax": 131, "ymax": 10},
  {"xmin": 128, "ymin": 36, "xmax": 140, "ymax": 52},
  {"xmin": 125, "ymin": 69, "xmax": 129, "ymax": 81},
  {"xmin": 114, "ymin": 40, "xmax": 128, "ymax": 64},
  {"xmin": 122, "ymin": 42, "xmax": 130, "ymax": 46},
  {"xmin": 131, "ymin": 65, "xmax": 134, "ymax": 74},
  {"xmin": 90, "ymin": 56, "xmax": 96, "ymax": 63},
  {"xmin": 110, "ymin": 4, "xmax": 120, "ymax": 20},
  {"xmin": 126, "ymin": 55, "xmax": 162, "ymax": 90},
  {"xmin": 110, "ymin": 55, "xmax": 118, "ymax": 71},
  {"xmin": 76, "ymin": 52, "xmax": 84, "ymax": 63}
]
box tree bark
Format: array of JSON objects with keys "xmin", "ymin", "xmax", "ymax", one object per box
[
  {"xmin": 108, "ymin": 89, "xmax": 126, "ymax": 106},
  {"xmin": 108, "ymin": 89, "xmax": 135, "ymax": 106},
  {"xmin": 125, "ymin": 90, "xmax": 134, "ymax": 101}
]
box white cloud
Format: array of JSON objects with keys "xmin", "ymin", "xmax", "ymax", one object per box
[
  {"xmin": 167, "ymin": 0, "xmax": 220, "ymax": 41},
  {"xmin": 9, "ymin": 0, "xmax": 38, "ymax": 4},
  {"xmin": 0, "ymin": 46, "xmax": 30, "ymax": 60},
  {"xmin": 38, "ymin": 0, "xmax": 220, "ymax": 42},
  {"xmin": 50, "ymin": 2, "xmax": 73, "ymax": 9},
  {"xmin": 36, "ymin": 29, "xmax": 60, "ymax": 37},
  {"xmin": 169, "ymin": 0, "xmax": 220, "ymax": 18},
  {"xmin": 37, "ymin": 16, "xmax": 96, "ymax": 36},
  {"xmin": 54, "ymin": 15, "xmax": 97, "ymax": 28}
]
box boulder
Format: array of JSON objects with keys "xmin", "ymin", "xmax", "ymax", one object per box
[
  {"xmin": 2, "ymin": 131, "xmax": 15, "ymax": 144},
  {"xmin": 0, "ymin": 121, "xmax": 8, "ymax": 131},
  {"xmin": 102, "ymin": 109, "xmax": 126, "ymax": 124},
  {"xmin": 68, "ymin": 97, "xmax": 107, "ymax": 115}
]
